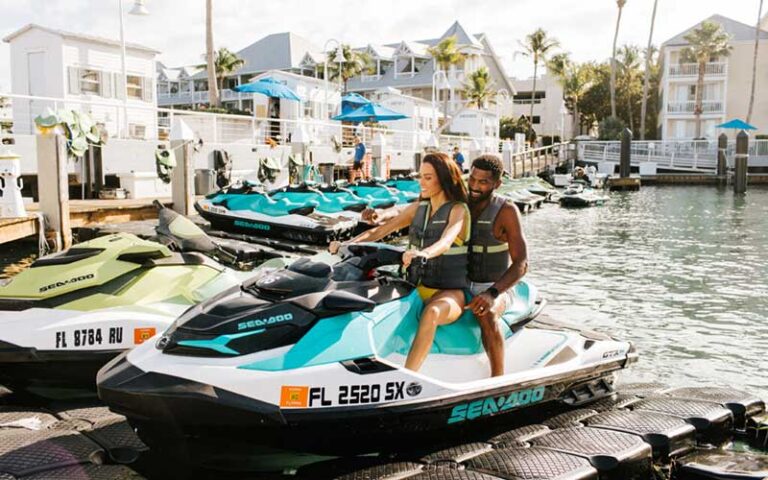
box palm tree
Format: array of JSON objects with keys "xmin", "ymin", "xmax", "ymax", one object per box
[
  {"xmin": 462, "ymin": 67, "xmax": 497, "ymax": 109},
  {"xmin": 213, "ymin": 48, "xmax": 245, "ymax": 94},
  {"xmin": 547, "ymin": 53, "xmax": 594, "ymax": 138},
  {"xmin": 205, "ymin": 0, "xmax": 219, "ymax": 107},
  {"xmin": 617, "ymin": 45, "xmax": 641, "ymax": 131},
  {"xmin": 327, "ymin": 44, "xmax": 374, "ymax": 93},
  {"xmin": 610, "ymin": 0, "xmax": 627, "ymax": 119},
  {"xmin": 747, "ymin": 0, "xmax": 764, "ymax": 124},
  {"xmin": 682, "ymin": 21, "xmax": 732, "ymax": 138},
  {"xmin": 640, "ymin": 0, "xmax": 659, "ymax": 140},
  {"xmin": 427, "ymin": 36, "xmax": 466, "ymax": 126},
  {"xmin": 517, "ymin": 28, "xmax": 560, "ymax": 125}
]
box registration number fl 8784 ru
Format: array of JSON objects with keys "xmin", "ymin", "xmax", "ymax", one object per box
[{"xmin": 55, "ymin": 327, "xmax": 123, "ymax": 349}]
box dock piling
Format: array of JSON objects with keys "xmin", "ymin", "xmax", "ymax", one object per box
[
  {"xmin": 717, "ymin": 133, "xmax": 728, "ymax": 186},
  {"xmin": 620, "ymin": 128, "xmax": 632, "ymax": 178},
  {"xmin": 170, "ymin": 118, "xmax": 195, "ymax": 216},
  {"xmin": 734, "ymin": 130, "xmax": 748, "ymax": 194},
  {"xmin": 36, "ymin": 132, "xmax": 72, "ymax": 251}
]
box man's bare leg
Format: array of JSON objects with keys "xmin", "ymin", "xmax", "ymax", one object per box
[{"xmin": 477, "ymin": 297, "xmax": 506, "ymax": 376}]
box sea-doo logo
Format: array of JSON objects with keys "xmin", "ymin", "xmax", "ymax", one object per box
[
  {"xmin": 406, "ymin": 382, "xmax": 422, "ymax": 397},
  {"xmin": 156, "ymin": 335, "xmax": 171, "ymax": 350},
  {"xmin": 602, "ymin": 349, "xmax": 625, "ymax": 359},
  {"xmin": 238, "ymin": 313, "xmax": 293, "ymax": 331},
  {"xmin": 447, "ymin": 386, "xmax": 546, "ymax": 424},
  {"xmin": 39, "ymin": 273, "xmax": 95, "ymax": 293},
  {"xmin": 234, "ymin": 219, "xmax": 271, "ymax": 231}
]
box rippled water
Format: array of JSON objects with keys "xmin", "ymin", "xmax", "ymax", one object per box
[{"xmin": 522, "ymin": 185, "xmax": 768, "ymax": 399}]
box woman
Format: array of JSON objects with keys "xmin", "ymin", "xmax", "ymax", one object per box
[{"xmin": 330, "ymin": 153, "xmax": 470, "ymax": 372}]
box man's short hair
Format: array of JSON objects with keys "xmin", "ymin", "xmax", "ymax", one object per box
[{"xmin": 471, "ymin": 154, "xmax": 504, "ymax": 180}]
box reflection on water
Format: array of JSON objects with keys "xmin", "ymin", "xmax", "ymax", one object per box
[{"xmin": 522, "ymin": 185, "xmax": 768, "ymax": 398}]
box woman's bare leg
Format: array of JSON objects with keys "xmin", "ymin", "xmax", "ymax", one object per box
[{"xmin": 405, "ymin": 289, "xmax": 465, "ymax": 372}]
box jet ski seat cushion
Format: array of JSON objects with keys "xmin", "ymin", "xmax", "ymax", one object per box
[{"xmin": 210, "ymin": 193, "xmax": 316, "ymax": 216}]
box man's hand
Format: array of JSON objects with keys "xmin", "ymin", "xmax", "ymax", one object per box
[
  {"xmin": 328, "ymin": 241, "xmax": 345, "ymax": 254},
  {"xmin": 467, "ymin": 292, "xmax": 494, "ymax": 317},
  {"xmin": 401, "ymin": 249, "xmax": 427, "ymax": 268}
]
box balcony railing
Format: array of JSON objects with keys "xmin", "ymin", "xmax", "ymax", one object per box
[
  {"xmin": 360, "ymin": 74, "xmax": 383, "ymax": 82},
  {"xmin": 157, "ymin": 89, "xmax": 248, "ymax": 105},
  {"xmin": 393, "ymin": 71, "xmax": 418, "ymax": 79},
  {"xmin": 668, "ymin": 62, "xmax": 727, "ymax": 77},
  {"xmin": 666, "ymin": 100, "xmax": 724, "ymax": 114}
]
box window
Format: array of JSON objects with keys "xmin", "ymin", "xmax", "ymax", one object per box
[
  {"xmin": 513, "ymin": 91, "xmax": 546, "ymax": 105},
  {"xmin": 126, "ymin": 75, "xmax": 143, "ymax": 99},
  {"xmin": 128, "ymin": 123, "xmax": 146, "ymax": 139},
  {"xmin": 79, "ymin": 69, "xmax": 100, "ymax": 94}
]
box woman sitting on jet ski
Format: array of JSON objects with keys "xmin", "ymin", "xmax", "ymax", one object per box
[{"xmin": 330, "ymin": 153, "xmax": 470, "ymax": 372}]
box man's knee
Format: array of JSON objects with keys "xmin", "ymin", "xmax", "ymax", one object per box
[{"xmin": 478, "ymin": 313, "xmax": 502, "ymax": 336}]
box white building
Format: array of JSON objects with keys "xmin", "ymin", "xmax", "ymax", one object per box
[
  {"xmin": 658, "ymin": 14, "xmax": 768, "ymax": 139},
  {"xmin": 509, "ymin": 73, "xmax": 571, "ymax": 140},
  {"xmin": 3, "ymin": 24, "xmax": 159, "ymax": 138}
]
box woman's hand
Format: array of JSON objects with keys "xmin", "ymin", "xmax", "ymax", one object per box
[
  {"xmin": 328, "ymin": 241, "xmax": 345, "ymax": 255},
  {"xmin": 402, "ymin": 249, "xmax": 427, "ymax": 268},
  {"xmin": 361, "ymin": 208, "xmax": 379, "ymax": 224}
]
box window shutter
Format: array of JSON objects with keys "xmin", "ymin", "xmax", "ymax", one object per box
[
  {"xmin": 114, "ymin": 73, "xmax": 125, "ymax": 99},
  {"xmin": 99, "ymin": 71, "xmax": 112, "ymax": 98},
  {"xmin": 142, "ymin": 77, "xmax": 153, "ymax": 102},
  {"xmin": 68, "ymin": 67, "xmax": 81, "ymax": 95}
]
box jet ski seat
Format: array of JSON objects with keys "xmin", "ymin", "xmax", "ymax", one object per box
[{"xmin": 209, "ymin": 193, "xmax": 316, "ymax": 217}]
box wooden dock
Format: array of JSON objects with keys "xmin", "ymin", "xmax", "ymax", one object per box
[{"xmin": 0, "ymin": 198, "xmax": 172, "ymax": 245}]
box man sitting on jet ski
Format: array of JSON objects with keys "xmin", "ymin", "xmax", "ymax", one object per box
[
  {"xmin": 354, "ymin": 154, "xmax": 529, "ymax": 378},
  {"xmin": 330, "ymin": 152, "xmax": 471, "ymax": 372}
]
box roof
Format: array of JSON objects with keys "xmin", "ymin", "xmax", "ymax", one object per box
[
  {"xmin": 439, "ymin": 21, "xmax": 484, "ymax": 49},
  {"xmin": 662, "ymin": 14, "xmax": 768, "ymax": 47},
  {"xmin": 2, "ymin": 23, "xmax": 160, "ymax": 53},
  {"xmin": 367, "ymin": 44, "xmax": 396, "ymax": 60},
  {"xmin": 397, "ymin": 41, "xmax": 431, "ymax": 57},
  {"xmin": 193, "ymin": 31, "xmax": 320, "ymax": 79}
]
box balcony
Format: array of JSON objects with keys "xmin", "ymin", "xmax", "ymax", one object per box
[
  {"xmin": 360, "ymin": 74, "xmax": 383, "ymax": 82},
  {"xmin": 393, "ymin": 71, "xmax": 418, "ymax": 79},
  {"xmin": 668, "ymin": 62, "xmax": 727, "ymax": 77},
  {"xmin": 157, "ymin": 89, "xmax": 248, "ymax": 106},
  {"xmin": 666, "ymin": 100, "xmax": 724, "ymax": 114}
]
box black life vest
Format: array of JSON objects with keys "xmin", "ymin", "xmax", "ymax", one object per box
[
  {"xmin": 407, "ymin": 201, "xmax": 469, "ymax": 289},
  {"xmin": 468, "ymin": 194, "xmax": 511, "ymax": 283}
]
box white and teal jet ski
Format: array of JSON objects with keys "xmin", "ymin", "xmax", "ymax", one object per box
[
  {"xmin": 98, "ymin": 243, "xmax": 636, "ymax": 465},
  {"xmin": 559, "ymin": 183, "xmax": 610, "ymax": 208}
]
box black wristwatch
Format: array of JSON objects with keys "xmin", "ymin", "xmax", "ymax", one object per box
[{"xmin": 485, "ymin": 287, "xmax": 500, "ymax": 299}]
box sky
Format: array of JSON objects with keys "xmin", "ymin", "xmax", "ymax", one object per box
[{"xmin": 0, "ymin": 0, "xmax": 764, "ymax": 92}]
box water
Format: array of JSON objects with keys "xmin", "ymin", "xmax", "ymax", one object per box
[{"xmin": 522, "ymin": 185, "xmax": 768, "ymax": 399}]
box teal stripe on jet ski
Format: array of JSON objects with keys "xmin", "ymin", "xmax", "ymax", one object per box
[{"xmin": 178, "ymin": 329, "xmax": 265, "ymax": 355}]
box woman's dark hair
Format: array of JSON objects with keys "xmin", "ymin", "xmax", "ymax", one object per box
[
  {"xmin": 421, "ymin": 152, "xmax": 468, "ymax": 203},
  {"xmin": 471, "ymin": 154, "xmax": 504, "ymax": 180}
]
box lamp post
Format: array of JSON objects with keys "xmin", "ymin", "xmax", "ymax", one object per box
[
  {"xmin": 495, "ymin": 88, "xmax": 510, "ymax": 120},
  {"xmin": 559, "ymin": 100, "xmax": 567, "ymax": 142},
  {"xmin": 118, "ymin": 0, "xmax": 148, "ymax": 138},
  {"xmin": 431, "ymin": 70, "xmax": 449, "ymax": 134},
  {"xmin": 323, "ymin": 39, "xmax": 346, "ymax": 121}
]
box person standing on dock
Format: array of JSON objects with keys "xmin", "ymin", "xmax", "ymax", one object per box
[
  {"xmin": 453, "ymin": 146, "xmax": 466, "ymax": 173},
  {"xmin": 350, "ymin": 135, "xmax": 366, "ymax": 183},
  {"xmin": 464, "ymin": 154, "xmax": 528, "ymax": 377}
]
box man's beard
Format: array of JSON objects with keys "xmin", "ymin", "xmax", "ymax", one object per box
[{"xmin": 468, "ymin": 189, "xmax": 493, "ymax": 205}]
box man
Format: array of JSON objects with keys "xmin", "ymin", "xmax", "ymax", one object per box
[
  {"xmin": 361, "ymin": 154, "xmax": 528, "ymax": 377},
  {"xmin": 464, "ymin": 154, "xmax": 528, "ymax": 377},
  {"xmin": 452, "ymin": 146, "xmax": 465, "ymax": 172},
  {"xmin": 350, "ymin": 135, "xmax": 366, "ymax": 182}
]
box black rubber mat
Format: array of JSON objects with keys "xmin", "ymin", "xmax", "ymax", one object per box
[
  {"xmin": 0, "ymin": 410, "xmax": 58, "ymax": 431},
  {"xmin": 54, "ymin": 406, "xmax": 121, "ymax": 426},
  {"xmin": 664, "ymin": 387, "xmax": 765, "ymax": 429},
  {"xmin": 543, "ymin": 409, "xmax": 598, "ymax": 429},
  {"xmin": 630, "ymin": 397, "xmax": 734, "ymax": 441},
  {"xmin": 19, "ymin": 464, "xmax": 145, "ymax": 479},
  {"xmin": 583, "ymin": 393, "xmax": 640, "ymax": 412},
  {"xmin": 487, "ymin": 425, "xmax": 551, "ymax": 448},
  {"xmin": 83, "ymin": 417, "xmax": 147, "ymax": 464},
  {"xmin": 401, "ymin": 468, "xmax": 504, "ymax": 480},
  {"xmin": 676, "ymin": 450, "xmax": 768, "ymax": 480},
  {"xmin": 0, "ymin": 430, "xmax": 105, "ymax": 477},
  {"xmin": 585, "ymin": 410, "xmax": 696, "ymax": 460},
  {"xmin": 531, "ymin": 426, "xmax": 652, "ymax": 478},
  {"xmin": 419, "ymin": 443, "xmax": 493, "ymax": 464},
  {"xmin": 297, "ymin": 456, "xmax": 423, "ymax": 480},
  {"xmin": 466, "ymin": 446, "xmax": 598, "ymax": 480},
  {"xmin": 616, "ymin": 382, "xmax": 670, "ymax": 397}
]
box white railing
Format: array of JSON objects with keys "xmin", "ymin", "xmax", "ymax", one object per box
[
  {"xmin": 666, "ymin": 100, "xmax": 724, "ymax": 114},
  {"xmin": 360, "ymin": 74, "xmax": 383, "ymax": 82},
  {"xmin": 157, "ymin": 88, "xmax": 249, "ymax": 106},
  {"xmin": 393, "ymin": 71, "xmax": 417, "ymax": 79},
  {"xmin": 668, "ymin": 62, "xmax": 727, "ymax": 77},
  {"xmin": 579, "ymin": 139, "xmax": 768, "ymax": 171}
]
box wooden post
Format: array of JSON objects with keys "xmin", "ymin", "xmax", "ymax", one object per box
[
  {"xmin": 717, "ymin": 133, "xmax": 727, "ymax": 186},
  {"xmin": 734, "ymin": 130, "xmax": 748, "ymax": 194},
  {"xmin": 170, "ymin": 139, "xmax": 194, "ymax": 215},
  {"xmin": 620, "ymin": 128, "xmax": 632, "ymax": 178},
  {"xmin": 36, "ymin": 132, "xmax": 71, "ymax": 251}
]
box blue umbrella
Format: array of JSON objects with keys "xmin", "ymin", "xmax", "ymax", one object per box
[
  {"xmin": 234, "ymin": 77, "xmax": 302, "ymax": 101},
  {"xmin": 716, "ymin": 119, "xmax": 757, "ymax": 130},
  {"xmin": 332, "ymin": 102, "xmax": 408, "ymax": 122},
  {"xmin": 341, "ymin": 93, "xmax": 371, "ymax": 114}
]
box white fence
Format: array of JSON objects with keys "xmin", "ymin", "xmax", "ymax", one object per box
[{"xmin": 579, "ymin": 139, "xmax": 768, "ymax": 171}]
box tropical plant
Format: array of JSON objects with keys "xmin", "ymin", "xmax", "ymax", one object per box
[
  {"xmin": 640, "ymin": 0, "xmax": 659, "ymax": 140},
  {"xmin": 616, "ymin": 45, "xmax": 642, "ymax": 131},
  {"xmin": 462, "ymin": 67, "xmax": 497, "ymax": 109},
  {"xmin": 517, "ymin": 28, "xmax": 560, "ymax": 125},
  {"xmin": 610, "ymin": 0, "xmax": 627, "ymax": 119},
  {"xmin": 747, "ymin": 0, "xmax": 764, "ymax": 124},
  {"xmin": 499, "ymin": 116, "xmax": 536, "ymax": 142},
  {"xmin": 327, "ymin": 45, "xmax": 374, "ymax": 93},
  {"xmin": 427, "ymin": 36, "xmax": 466, "ymax": 126},
  {"xmin": 205, "ymin": 0, "xmax": 219, "ymax": 107},
  {"xmin": 682, "ymin": 21, "xmax": 732, "ymax": 138},
  {"xmin": 547, "ymin": 54, "xmax": 595, "ymax": 138},
  {"xmin": 598, "ymin": 115, "xmax": 626, "ymax": 140},
  {"xmin": 213, "ymin": 48, "xmax": 245, "ymax": 93}
]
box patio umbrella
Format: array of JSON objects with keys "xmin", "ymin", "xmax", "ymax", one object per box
[
  {"xmin": 341, "ymin": 93, "xmax": 371, "ymax": 114},
  {"xmin": 234, "ymin": 77, "xmax": 302, "ymax": 101},
  {"xmin": 716, "ymin": 119, "xmax": 757, "ymax": 130},
  {"xmin": 332, "ymin": 102, "xmax": 408, "ymax": 123}
]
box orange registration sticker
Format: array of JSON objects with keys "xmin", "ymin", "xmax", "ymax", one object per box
[
  {"xmin": 133, "ymin": 327, "xmax": 157, "ymax": 345},
  {"xmin": 280, "ymin": 386, "xmax": 309, "ymax": 408}
]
